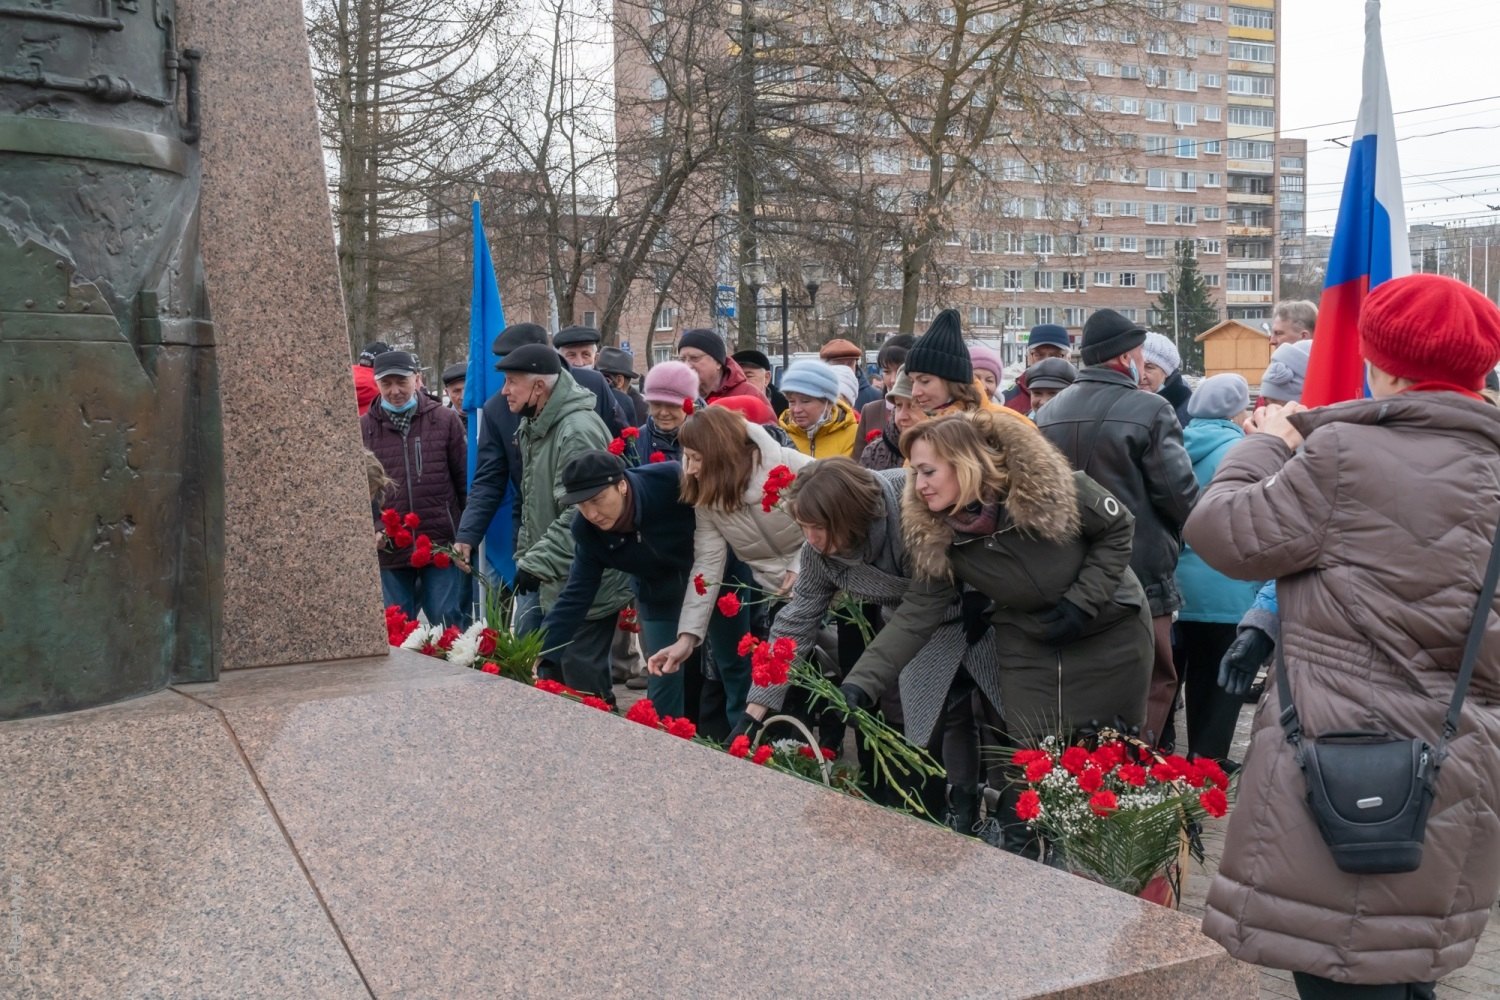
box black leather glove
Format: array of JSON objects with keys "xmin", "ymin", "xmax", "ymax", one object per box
[
  {"xmin": 960, "ymin": 591, "xmax": 994, "ymax": 645},
  {"xmin": 729, "ymin": 712, "xmax": 764, "ymax": 743},
  {"xmin": 1036, "ymin": 599, "xmax": 1088, "ymax": 646},
  {"xmin": 512, "ymin": 568, "xmax": 542, "ymax": 595},
  {"xmin": 839, "ymin": 682, "xmax": 873, "ymax": 717},
  {"xmin": 1219, "ymin": 627, "xmax": 1274, "ymax": 698}
]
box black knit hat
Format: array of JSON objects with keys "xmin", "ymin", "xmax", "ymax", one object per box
[
  {"xmin": 1080, "ymin": 309, "xmax": 1147, "ymax": 366},
  {"xmin": 904, "ymin": 309, "xmax": 972, "ymax": 383},
  {"xmin": 492, "ymin": 322, "xmax": 549, "ymax": 356},
  {"xmin": 677, "ymin": 328, "xmax": 727, "ymax": 365}
]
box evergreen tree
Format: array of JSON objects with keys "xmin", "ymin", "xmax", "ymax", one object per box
[{"xmin": 1152, "ymin": 240, "xmax": 1220, "ymax": 374}]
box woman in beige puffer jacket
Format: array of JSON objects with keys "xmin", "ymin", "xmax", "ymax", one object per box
[{"xmin": 1185, "ymin": 274, "xmax": 1500, "ymax": 999}]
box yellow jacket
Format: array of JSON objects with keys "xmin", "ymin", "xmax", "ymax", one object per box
[{"xmin": 779, "ymin": 399, "xmax": 860, "ymax": 458}]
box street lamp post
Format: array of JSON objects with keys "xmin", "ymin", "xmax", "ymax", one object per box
[{"xmin": 742, "ymin": 262, "xmax": 825, "ymax": 372}]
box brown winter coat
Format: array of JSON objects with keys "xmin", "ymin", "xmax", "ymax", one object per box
[
  {"xmin": 1184, "ymin": 392, "xmax": 1500, "ymax": 985},
  {"xmin": 361, "ymin": 394, "xmax": 467, "ymax": 569}
]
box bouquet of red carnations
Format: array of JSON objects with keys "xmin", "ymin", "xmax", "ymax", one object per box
[{"xmin": 1006, "ymin": 733, "xmax": 1231, "ymax": 902}]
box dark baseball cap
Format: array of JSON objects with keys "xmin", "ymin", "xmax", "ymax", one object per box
[
  {"xmin": 559, "ymin": 450, "xmax": 627, "ymax": 506},
  {"xmin": 372, "ymin": 350, "xmax": 421, "ymax": 379},
  {"xmin": 358, "ymin": 340, "xmax": 391, "ymax": 364},
  {"xmin": 495, "ymin": 343, "xmax": 561, "ymax": 375}
]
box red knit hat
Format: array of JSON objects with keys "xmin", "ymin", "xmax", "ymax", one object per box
[
  {"xmin": 710, "ymin": 393, "xmax": 776, "ymax": 425},
  {"xmin": 1359, "ymin": 274, "xmax": 1500, "ymax": 389}
]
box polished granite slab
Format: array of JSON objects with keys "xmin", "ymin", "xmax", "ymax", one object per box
[{"xmin": 1, "ymin": 651, "xmax": 1256, "ymax": 998}]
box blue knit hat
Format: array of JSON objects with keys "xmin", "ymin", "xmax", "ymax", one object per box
[{"xmin": 780, "ymin": 360, "xmax": 841, "ymax": 402}]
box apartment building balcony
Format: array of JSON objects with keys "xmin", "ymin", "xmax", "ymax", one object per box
[
  {"xmin": 1228, "ymin": 158, "xmax": 1274, "ymax": 175},
  {"xmin": 1227, "ymin": 290, "xmax": 1274, "ymax": 305},
  {"xmin": 1226, "ymin": 224, "xmax": 1273, "ymax": 237},
  {"xmin": 1226, "ymin": 191, "xmax": 1274, "ymax": 205},
  {"xmin": 1225, "ymin": 258, "xmax": 1273, "ymax": 270}
]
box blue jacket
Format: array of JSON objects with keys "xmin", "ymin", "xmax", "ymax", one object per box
[
  {"xmin": 638, "ymin": 416, "xmax": 683, "ymax": 462},
  {"xmin": 456, "ymin": 365, "xmax": 626, "ymax": 548},
  {"xmin": 1175, "ymin": 419, "xmax": 1261, "ymax": 623},
  {"xmin": 540, "ymin": 463, "xmax": 697, "ymax": 651}
]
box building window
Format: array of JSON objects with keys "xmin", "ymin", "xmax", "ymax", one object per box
[
  {"xmin": 1175, "ymin": 204, "xmax": 1197, "ymax": 225},
  {"xmin": 1202, "ymin": 206, "xmax": 1222, "ymax": 221},
  {"xmin": 1175, "ymin": 138, "xmax": 1197, "ymax": 159},
  {"xmin": 1202, "ymin": 4, "xmax": 1223, "ymax": 20},
  {"xmin": 1228, "ymin": 41, "xmax": 1275, "ymax": 63},
  {"xmin": 1173, "ymin": 170, "xmax": 1196, "ymax": 191},
  {"xmin": 1229, "ymin": 6, "xmax": 1275, "ymax": 30},
  {"xmin": 1093, "ymin": 236, "xmax": 1113, "ymax": 253},
  {"xmin": 1228, "ymin": 73, "xmax": 1275, "ymax": 98},
  {"xmin": 654, "ymin": 306, "xmax": 677, "ymax": 330},
  {"xmin": 1119, "ymin": 308, "xmax": 1140, "ymax": 322},
  {"xmin": 1146, "ymin": 33, "xmax": 1170, "ymax": 55},
  {"xmin": 1003, "ymin": 269, "xmax": 1024, "ymax": 291},
  {"xmin": 1226, "ymin": 139, "xmax": 1274, "ymax": 160},
  {"xmin": 1204, "ymin": 104, "xmax": 1222, "ymax": 122},
  {"xmin": 1280, "ymin": 174, "xmax": 1305, "ymax": 192},
  {"xmin": 1228, "ymin": 106, "xmax": 1275, "ymax": 128},
  {"xmin": 1031, "ymin": 233, "xmax": 1055, "ymax": 256},
  {"xmin": 1063, "ymin": 307, "xmax": 1086, "ymax": 327},
  {"xmin": 970, "ymin": 230, "xmax": 997, "ymax": 253},
  {"xmin": 1062, "ymin": 271, "xmax": 1085, "ymax": 292},
  {"xmin": 1118, "ymin": 97, "xmax": 1141, "ymax": 115},
  {"xmin": 1145, "ymin": 135, "xmax": 1170, "ymax": 155},
  {"xmin": 1203, "ymin": 273, "xmax": 1221, "ymax": 287},
  {"xmin": 1203, "ymin": 172, "xmax": 1222, "ymax": 187},
  {"xmin": 1226, "ymin": 272, "xmax": 1273, "ymax": 292},
  {"xmin": 1146, "ymin": 203, "xmax": 1169, "ymax": 224},
  {"xmin": 972, "ymin": 268, "xmax": 997, "ymax": 289},
  {"xmin": 1146, "ymin": 272, "xmax": 1168, "ymax": 293},
  {"xmin": 581, "ymin": 271, "xmax": 597, "ymax": 294},
  {"xmin": 1145, "ymin": 100, "xmax": 1168, "ymax": 122},
  {"xmin": 1034, "ymin": 271, "xmax": 1055, "ymax": 292},
  {"xmin": 1281, "ymin": 155, "xmax": 1305, "ymax": 171},
  {"xmin": 969, "ymin": 304, "xmax": 988, "ymax": 326},
  {"xmin": 1145, "ymin": 237, "xmax": 1168, "ymax": 257},
  {"xmin": 1198, "ymin": 238, "xmax": 1222, "ymax": 254},
  {"xmin": 1175, "ymin": 71, "xmax": 1197, "ymax": 92},
  {"xmin": 582, "ymin": 310, "xmax": 597, "ymax": 327},
  {"xmin": 1202, "ymin": 72, "xmax": 1222, "ymax": 88},
  {"xmin": 1175, "ymin": 103, "xmax": 1197, "ymax": 125},
  {"xmin": 1032, "ymin": 306, "xmax": 1055, "ymax": 325},
  {"xmin": 1147, "ymin": 168, "xmax": 1168, "ymax": 189},
  {"xmin": 1005, "ymin": 232, "xmax": 1025, "ymax": 253},
  {"xmin": 1119, "ymin": 236, "xmax": 1139, "ymax": 252},
  {"xmin": 1093, "ymin": 198, "xmax": 1113, "ymax": 216},
  {"xmin": 1201, "ymin": 139, "xmax": 1222, "ymax": 155},
  {"xmin": 1118, "ymin": 272, "xmax": 1139, "ymax": 288},
  {"xmin": 1093, "ymin": 271, "xmax": 1112, "ymax": 286},
  {"xmin": 1117, "ymin": 201, "xmax": 1140, "ymax": 217}
]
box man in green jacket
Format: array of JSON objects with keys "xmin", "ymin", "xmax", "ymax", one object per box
[{"xmin": 498, "ymin": 345, "xmax": 633, "ymax": 701}]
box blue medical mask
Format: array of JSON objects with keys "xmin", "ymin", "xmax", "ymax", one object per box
[
  {"xmin": 1127, "ymin": 360, "xmax": 1140, "ymax": 384},
  {"xmin": 381, "ymin": 395, "xmax": 419, "ymax": 414}
]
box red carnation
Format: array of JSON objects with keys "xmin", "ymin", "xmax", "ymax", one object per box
[
  {"xmin": 480, "ymin": 662, "xmax": 500, "ymax": 675},
  {"xmin": 607, "ymin": 437, "xmax": 626, "ymax": 456},
  {"xmin": 1199, "ymin": 786, "xmax": 1229, "ymax": 818},
  {"xmin": 535, "ymin": 678, "xmax": 566, "ymax": 695},
  {"xmin": 621, "ymin": 426, "xmax": 639, "ymax": 439},
  {"xmin": 693, "ymin": 574, "xmax": 708, "ymax": 596},
  {"xmin": 650, "ymin": 451, "xmax": 667, "ymax": 463},
  {"xmin": 1117, "ymin": 763, "xmax": 1148, "ymax": 787},
  {"xmin": 392, "ymin": 528, "xmax": 413, "ymax": 548},
  {"xmin": 625, "ymin": 698, "xmax": 661, "ymax": 729},
  {"xmin": 1024, "ymin": 756, "xmax": 1053, "ymax": 783},
  {"xmin": 1077, "ymin": 766, "xmax": 1104, "ymax": 793},
  {"xmin": 580, "ymin": 695, "xmax": 612, "ymax": 712},
  {"xmin": 1060, "ymin": 745, "xmax": 1091, "ymax": 776},
  {"xmin": 437, "ymin": 625, "xmax": 461, "ymax": 650},
  {"xmin": 761, "ymin": 496, "xmax": 776, "ymax": 513},
  {"xmin": 737, "ymin": 633, "xmax": 759, "ymax": 656},
  {"xmin": 751, "ymin": 744, "xmax": 774, "ymax": 765},
  {"xmin": 664, "ymin": 716, "xmax": 697, "ymax": 740},
  {"xmin": 797, "ymin": 745, "xmax": 817, "ymax": 759},
  {"xmin": 1196, "ymin": 757, "xmax": 1230, "ymax": 792},
  {"xmin": 477, "ymin": 630, "xmax": 497, "ymax": 656},
  {"xmin": 820, "ymin": 747, "xmax": 837, "ymax": 760},
  {"xmin": 771, "ymin": 637, "xmax": 797, "ymax": 661},
  {"xmin": 682, "ymin": 398, "xmax": 694, "ymax": 414},
  {"xmin": 380, "ymin": 508, "xmax": 401, "ymax": 531},
  {"xmin": 1016, "ymin": 788, "xmax": 1042, "ymax": 822},
  {"xmin": 1092, "ymin": 741, "xmax": 1127, "ymax": 773},
  {"xmin": 403, "ymin": 512, "xmax": 420, "ymax": 529},
  {"xmin": 1088, "ymin": 790, "xmax": 1119, "ymax": 817},
  {"xmin": 1013, "ymin": 748, "xmax": 1049, "ymax": 768},
  {"xmin": 716, "ymin": 591, "xmax": 742, "ymax": 617},
  {"xmin": 728, "ymin": 734, "xmax": 752, "ymax": 759},
  {"xmin": 865, "ymin": 429, "xmax": 882, "ymax": 443},
  {"xmin": 432, "ymin": 551, "xmax": 452, "ymax": 569},
  {"xmin": 410, "ymin": 547, "xmax": 432, "ymax": 568}
]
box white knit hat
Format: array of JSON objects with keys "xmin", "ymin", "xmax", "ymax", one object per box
[
  {"xmin": 832, "ymin": 365, "xmax": 858, "ymax": 407},
  {"xmin": 1141, "ymin": 332, "xmax": 1181, "ymax": 375}
]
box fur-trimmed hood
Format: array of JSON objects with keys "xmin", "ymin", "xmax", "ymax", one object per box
[{"xmin": 902, "ymin": 411, "xmax": 1081, "ymax": 580}]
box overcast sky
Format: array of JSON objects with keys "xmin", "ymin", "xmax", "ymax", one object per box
[{"xmin": 1282, "ymin": 0, "xmax": 1500, "ymax": 237}]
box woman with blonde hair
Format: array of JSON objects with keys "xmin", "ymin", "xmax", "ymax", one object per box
[
  {"xmin": 646, "ymin": 405, "xmax": 811, "ymax": 721},
  {"xmin": 842, "ymin": 410, "xmax": 1153, "ymax": 847}
]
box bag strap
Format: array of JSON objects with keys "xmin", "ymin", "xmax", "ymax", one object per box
[{"xmin": 1277, "ymin": 512, "xmax": 1500, "ymax": 754}]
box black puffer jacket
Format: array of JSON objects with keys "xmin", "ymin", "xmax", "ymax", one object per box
[
  {"xmin": 361, "ymin": 394, "xmax": 467, "ymax": 569},
  {"xmin": 1035, "ymin": 365, "xmax": 1199, "ymax": 615}
]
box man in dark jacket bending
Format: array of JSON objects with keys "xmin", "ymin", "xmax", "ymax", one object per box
[{"xmin": 1035, "ymin": 309, "xmax": 1200, "ymax": 746}]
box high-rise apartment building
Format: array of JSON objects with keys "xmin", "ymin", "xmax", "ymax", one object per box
[{"xmin": 616, "ymin": 0, "xmax": 1296, "ymax": 368}]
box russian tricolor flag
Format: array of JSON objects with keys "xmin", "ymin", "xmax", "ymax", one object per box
[{"xmin": 1301, "ymin": 0, "xmax": 1410, "ymax": 408}]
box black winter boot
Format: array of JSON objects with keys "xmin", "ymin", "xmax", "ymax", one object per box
[
  {"xmin": 944, "ymin": 784, "xmax": 981, "ymax": 835},
  {"xmin": 972, "ymin": 786, "xmax": 1004, "ymax": 847}
]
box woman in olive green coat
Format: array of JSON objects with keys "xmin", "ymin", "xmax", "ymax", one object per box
[{"xmin": 842, "ymin": 410, "xmax": 1153, "ymax": 742}]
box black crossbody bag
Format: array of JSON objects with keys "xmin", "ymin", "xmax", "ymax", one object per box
[{"xmin": 1276, "ymin": 524, "xmax": 1500, "ymax": 875}]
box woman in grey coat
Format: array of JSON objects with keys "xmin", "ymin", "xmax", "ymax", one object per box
[{"xmin": 734, "ymin": 457, "xmax": 1004, "ymax": 835}]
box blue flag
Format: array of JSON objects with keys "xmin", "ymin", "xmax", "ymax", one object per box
[{"xmin": 464, "ymin": 199, "xmax": 515, "ymax": 586}]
